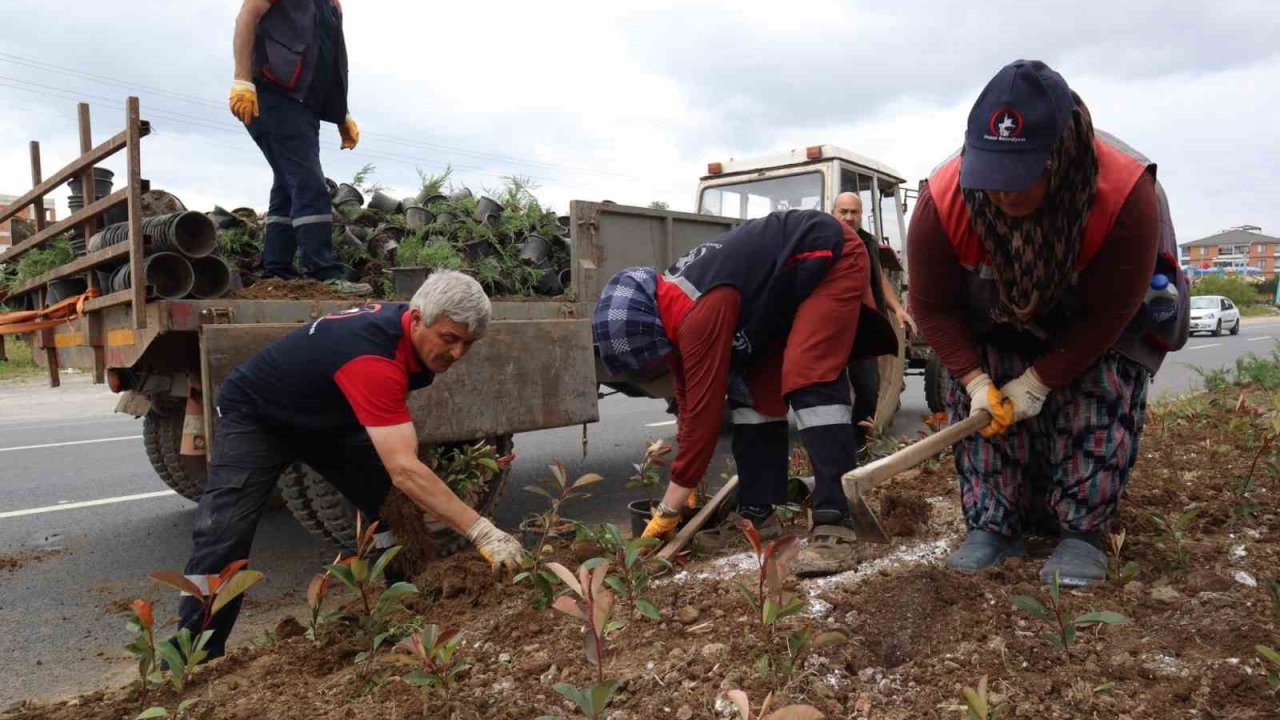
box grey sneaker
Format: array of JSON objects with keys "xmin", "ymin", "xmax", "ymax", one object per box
[
  {"xmin": 323, "ymin": 278, "xmax": 373, "ymax": 296},
  {"xmin": 946, "ymin": 529, "xmax": 1025, "ymax": 572}
]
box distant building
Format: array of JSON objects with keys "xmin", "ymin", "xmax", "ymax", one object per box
[
  {"xmin": 1179, "ymin": 225, "xmax": 1280, "ymax": 280},
  {"xmin": 0, "ymin": 193, "xmax": 58, "ymax": 252}
]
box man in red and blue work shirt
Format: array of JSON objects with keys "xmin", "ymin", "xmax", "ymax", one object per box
[
  {"xmin": 177, "ymin": 270, "xmax": 522, "ymax": 656},
  {"xmin": 594, "ymin": 210, "xmax": 896, "ymax": 575}
]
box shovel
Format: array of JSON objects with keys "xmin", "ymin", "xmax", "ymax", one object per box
[
  {"xmin": 654, "ymin": 475, "xmax": 739, "ymax": 562},
  {"xmin": 842, "ymin": 410, "xmax": 991, "ymax": 543}
]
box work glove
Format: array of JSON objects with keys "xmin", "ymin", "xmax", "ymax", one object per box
[
  {"xmin": 999, "ymin": 367, "xmax": 1051, "ymax": 424},
  {"xmin": 640, "ymin": 510, "xmax": 681, "ymax": 541},
  {"xmin": 465, "ymin": 517, "xmax": 523, "ymax": 575},
  {"xmin": 229, "ymin": 80, "xmax": 259, "ymax": 124},
  {"xmin": 339, "ymin": 114, "xmax": 360, "ymax": 150},
  {"xmin": 965, "ymin": 372, "xmax": 1014, "ymax": 438}
]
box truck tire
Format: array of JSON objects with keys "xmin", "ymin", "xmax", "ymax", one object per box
[
  {"xmin": 280, "ymin": 434, "xmax": 515, "ymax": 557},
  {"xmin": 142, "ymin": 411, "xmax": 203, "ymax": 501},
  {"xmin": 924, "ymin": 353, "xmax": 948, "ymax": 415}
]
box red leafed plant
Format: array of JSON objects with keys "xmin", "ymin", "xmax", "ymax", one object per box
[
  {"xmin": 723, "ymin": 689, "xmax": 824, "ymax": 720},
  {"xmin": 544, "ymin": 559, "xmax": 624, "ymax": 720},
  {"xmin": 736, "ymin": 518, "xmax": 805, "ymax": 628}
]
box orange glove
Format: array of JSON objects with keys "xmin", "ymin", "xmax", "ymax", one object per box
[
  {"xmin": 339, "ymin": 114, "xmax": 359, "ymax": 150},
  {"xmin": 640, "ymin": 511, "xmax": 680, "ymax": 541},
  {"xmin": 229, "ymin": 80, "xmax": 259, "ymax": 124},
  {"xmin": 965, "ymin": 373, "xmax": 1014, "ymax": 438}
]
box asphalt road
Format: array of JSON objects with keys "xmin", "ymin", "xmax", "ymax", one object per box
[{"xmin": 2, "ymin": 318, "xmax": 1278, "ymax": 706}]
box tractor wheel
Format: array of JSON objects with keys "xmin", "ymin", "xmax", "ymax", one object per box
[{"xmin": 142, "ymin": 410, "xmax": 203, "ymax": 501}]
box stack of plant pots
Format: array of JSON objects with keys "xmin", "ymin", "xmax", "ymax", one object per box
[
  {"xmin": 65, "ymin": 168, "xmax": 128, "ymax": 256},
  {"xmin": 89, "ymin": 211, "xmax": 232, "ymax": 300}
]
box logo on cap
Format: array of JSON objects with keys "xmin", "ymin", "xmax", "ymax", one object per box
[{"xmin": 985, "ymin": 108, "xmax": 1025, "ymax": 143}]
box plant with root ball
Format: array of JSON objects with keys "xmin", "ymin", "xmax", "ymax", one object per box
[
  {"xmin": 515, "ymin": 463, "xmax": 601, "ymax": 609},
  {"xmin": 325, "ymin": 513, "xmax": 419, "ymax": 662},
  {"xmin": 721, "ymin": 690, "xmax": 824, "ymax": 720},
  {"xmin": 1105, "ymin": 529, "xmax": 1140, "ymax": 584},
  {"xmin": 398, "ymin": 624, "xmax": 470, "ymax": 696},
  {"xmin": 626, "ymin": 438, "xmax": 672, "ymax": 502},
  {"xmin": 960, "ymin": 675, "xmax": 1007, "ymax": 719},
  {"xmin": 1013, "ymin": 571, "xmax": 1129, "ymax": 660},
  {"xmin": 538, "ymin": 560, "xmax": 624, "ymax": 720}
]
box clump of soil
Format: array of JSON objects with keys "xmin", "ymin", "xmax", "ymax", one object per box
[
  {"xmin": 229, "ymin": 278, "xmax": 352, "ymax": 301},
  {"xmin": 879, "ymin": 493, "xmax": 931, "ymax": 537},
  {"xmin": 8, "ymin": 384, "xmax": 1280, "ymax": 720},
  {"xmin": 0, "ymin": 549, "xmax": 62, "ymax": 573}
]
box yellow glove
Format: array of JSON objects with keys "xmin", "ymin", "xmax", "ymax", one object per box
[
  {"xmin": 465, "ymin": 517, "xmax": 523, "ymax": 575},
  {"xmin": 964, "ymin": 373, "xmax": 1014, "ymax": 438},
  {"xmin": 640, "ymin": 510, "xmax": 680, "ymax": 541},
  {"xmin": 229, "ymin": 80, "xmax": 259, "ymax": 124},
  {"xmin": 339, "ymin": 113, "xmax": 359, "ymax": 150}
]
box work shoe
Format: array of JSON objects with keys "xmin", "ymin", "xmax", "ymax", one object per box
[
  {"xmin": 1039, "ymin": 533, "xmax": 1107, "ymax": 588},
  {"xmin": 945, "ymin": 529, "xmax": 1025, "ymax": 573},
  {"xmin": 323, "ymin": 278, "xmax": 373, "ymax": 296},
  {"xmin": 794, "ymin": 513, "xmax": 861, "ymax": 578},
  {"xmin": 693, "ymin": 511, "xmax": 781, "ymax": 554}
]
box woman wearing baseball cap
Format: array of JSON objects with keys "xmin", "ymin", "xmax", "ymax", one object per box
[{"xmin": 908, "ymin": 60, "xmax": 1188, "ymax": 586}]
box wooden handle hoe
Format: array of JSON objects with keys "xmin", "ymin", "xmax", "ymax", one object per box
[
  {"xmin": 842, "ymin": 411, "xmax": 991, "ymax": 542},
  {"xmin": 655, "ymin": 474, "xmax": 739, "ymax": 561}
]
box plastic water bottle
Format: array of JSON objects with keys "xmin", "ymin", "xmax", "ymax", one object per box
[{"xmin": 1145, "ymin": 273, "xmax": 1178, "ymax": 323}]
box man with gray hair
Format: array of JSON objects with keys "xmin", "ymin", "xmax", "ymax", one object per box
[{"xmin": 174, "ymin": 270, "xmax": 521, "ymax": 656}]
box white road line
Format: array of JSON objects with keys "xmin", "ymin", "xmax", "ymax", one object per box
[
  {"xmin": 644, "ymin": 419, "xmax": 678, "ymax": 428},
  {"xmin": 0, "ymin": 435, "xmax": 142, "ymax": 453},
  {"xmin": 1186, "ymin": 343, "xmax": 1221, "ymax": 350},
  {"xmin": 0, "ymin": 490, "xmax": 176, "ymax": 519},
  {"xmin": 1247, "ymin": 336, "xmax": 1275, "ymax": 342}
]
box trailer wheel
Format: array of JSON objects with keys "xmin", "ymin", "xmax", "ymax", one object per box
[
  {"xmin": 142, "ymin": 411, "xmax": 203, "ymax": 501},
  {"xmin": 924, "ymin": 353, "xmax": 948, "ymax": 415},
  {"xmin": 280, "ymin": 434, "xmax": 515, "ymax": 560}
]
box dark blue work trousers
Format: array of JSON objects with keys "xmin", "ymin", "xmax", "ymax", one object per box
[{"xmin": 245, "ymin": 88, "xmax": 344, "ymax": 281}]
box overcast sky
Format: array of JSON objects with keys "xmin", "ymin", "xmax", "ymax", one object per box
[{"xmin": 1, "ymin": 0, "xmax": 1276, "ymax": 245}]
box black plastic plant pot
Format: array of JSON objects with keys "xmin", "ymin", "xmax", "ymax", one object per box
[
  {"xmin": 45, "ymin": 277, "xmax": 87, "ymax": 304},
  {"xmin": 391, "ymin": 266, "xmax": 429, "ymax": 299},
  {"xmin": 628, "ymin": 499, "xmax": 659, "ymax": 539},
  {"xmin": 535, "ymin": 265, "xmax": 563, "ymax": 296},
  {"xmin": 448, "ymin": 187, "xmax": 473, "ymax": 201},
  {"xmin": 558, "ymin": 267, "xmax": 572, "ymax": 292},
  {"xmin": 403, "ymin": 205, "xmax": 434, "ymax": 230},
  {"xmin": 189, "ymin": 256, "xmax": 234, "ymax": 299},
  {"xmin": 111, "ymin": 252, "xmax": 195, "ymax": 300},
  {"xmin": 474, "ymin": 196, "xmax": 503, "ymax": 221},
  {"xmin": 325, "ymin": 177, "xmax": 339, "ymax": 199},
  {"xmin": 379, "ymin": 239, "xmax": 400, "ymax": 261},
  {"xmin": 368, "ymin": 190, "xmax": 401, "ymax": 213},
  {"xmin": 419, "ymin": 192, "xmax": 448, "ymax": 208},
  {"xmin": 344, "ymin": 225, "xmax": 371, "ymax": 246},
  {"xmin": 141, "ymin": 212, "xmax": 217, "ymax": 258},
  {"xmin": 67, "ymin": 167, "xmax": 114, "ymax": 199},
  {"xmin": 333, "ymin": 183, "xmax": 364, "ymax": 209},
  {"xmin": 518, "ymin": 517, "xmax": 577, "ymax": 551},
  {"xmin": 480, "ymin": 212, "xmax": 501, "ymax": 230},
  {"xmin": 207, "ymin": 206, "xmax": 244, "ymax": 230},
  {"xmin": 463, "ymin": 237, "xmax": 496, "ymax": 262},
  {"xmin": 519, "ymin": 233, "xmax": 552, "ymax": 264},
  {"xmin": 434, "ymin": 212, "xmax": 456, "ymax": 226}
]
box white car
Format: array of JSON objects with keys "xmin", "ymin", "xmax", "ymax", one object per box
[{"xmin": 1189, "ymin": 295, "xmax": 1241, "ymax": 336}]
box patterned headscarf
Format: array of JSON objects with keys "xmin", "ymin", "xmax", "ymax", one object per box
[
  {"xmin": 962, "ymin": 93, "xmax": 1099, "ymax": 329},
  {"xmin": 593, "ymin": 267, "xmax": 672, "ymax": 376}
]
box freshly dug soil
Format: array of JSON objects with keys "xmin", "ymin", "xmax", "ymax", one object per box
[
  {"xmin": 228, "ymin": 278, "xmax": 354, "ymax": 301},
  {"xmin": 6, "ymin": 385, "xmax": 1279, "ymax": 719},
  {"xmin": 0, "ymin": 549, "xmax": 63, "ymax": 573}
]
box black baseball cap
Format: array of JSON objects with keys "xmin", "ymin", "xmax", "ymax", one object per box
[{"xmin": 960, "ymin": 59, "xmax": 1074, "ymax": 192}]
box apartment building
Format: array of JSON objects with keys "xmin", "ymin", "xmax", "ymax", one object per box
[{"xmin": 1179, "ymin": 225, "xmax": 1280, "ymax": 279}]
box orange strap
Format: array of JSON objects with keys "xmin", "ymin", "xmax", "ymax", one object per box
[{"xmin": 0, "ymin": 289, "xmax": 100, "ymax": 336}]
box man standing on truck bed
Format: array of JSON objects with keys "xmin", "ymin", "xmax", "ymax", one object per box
[
  {"xmin": 831, "ymin": 192, "xmax": 915, "ymax": 445},
  {"xmin": 175, "ymin": 271, "xmax": 524, "ymax": 656},
  {"xmin": 594, "ymin": 210, "xmax": 896, "ymax": 576},
  {"xmin": 228, "ymin": 0, "xmax": 371, "ymax": 295}
]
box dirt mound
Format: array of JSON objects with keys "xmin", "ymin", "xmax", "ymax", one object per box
[
  {"xmin": 228, "ymin": 278, "xmax": 354, "ymax": 301},
  {"xmin": 7, "ymin": 385, "xmax": 1279, "ymax": 719}
]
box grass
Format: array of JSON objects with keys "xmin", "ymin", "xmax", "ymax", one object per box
[
  {"xmin": 1241, "ymin": 304, "xmax": 1280, "ymax": 318},
  {"xmin": 0, "ymin": 336, "xmax": 41, "ymax": 381}
]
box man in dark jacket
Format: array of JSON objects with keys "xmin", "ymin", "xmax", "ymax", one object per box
[
  {"xmin": 229, "ymin": 0, "xmax": 370, "ymax": 295},
  {"xmin": 593, "ymin": 210, "xmax": 896, "ymax": 575}
]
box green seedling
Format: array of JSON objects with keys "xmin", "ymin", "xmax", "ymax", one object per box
[
  {"xmin": 539, "ymin": 560, "xmax": 623, "ymax": 720},
  {"xmin": 124, "ymin": 598, "xmax": 163, "ymax": 708},
  {"xmin": 1013, "ymin": 572, "xmax": 1129, "ymax": 660},
  {"xmin": 625, "ymin": 438, "xmax": 672, "ymax": 503},
  {"xmin": 1257, "ymin": 644, "xmax": 1280, "ymax": 689},
  {"xmin": 515, "ymin": 463, "xmax": 601, "ymax": 609},
  {"xmin": 960, "ymin": 675, "xmax": 1006, "ymax": 719},
  {"xmin": 325, "ymin": 513, "xmax": 419, "ymax": 662},
  {"xmin": 146, "ymin": 559, "xmax": 264, "ymax": 694},
  {"xmin": 423, "ymin": 440, "xmax": 512, "ymax": 502},
  {"xmin": 398, "ymin": 624, "xmax": 469, "ymax": 695},
  {"xmin": 588, "ymin": 522, "xmax": 668, "ymax": 621},
  {"xmin": 1230, "ymin": 432, "xmax": 1274, "ymax": 522},
  {"xmin": 722, "ymin": 689, "xmax": 824, "ymax": 720},
  {"xmin": 135, "ymin": 699, "xmax": 199, "ymax": 719},
  {"xmin": 1148, "ymin": 509, "xmax": 1197, "ymax": 570},
  {"xmin": 1106, "ymin": 529, "xmax": 1140, "ymax": 584}
]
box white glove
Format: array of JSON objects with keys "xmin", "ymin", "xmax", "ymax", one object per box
[
  {"xmin": 465, "ymin": 517, "xmax": 523, "ymax": 574},
  {"xmin": 1000, "ymin": 368, "xmax": 1051, "ymax": 423},
  {"xmin": 965, "ymin": 372, "xmax": 1013, "ymax": 438}
]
